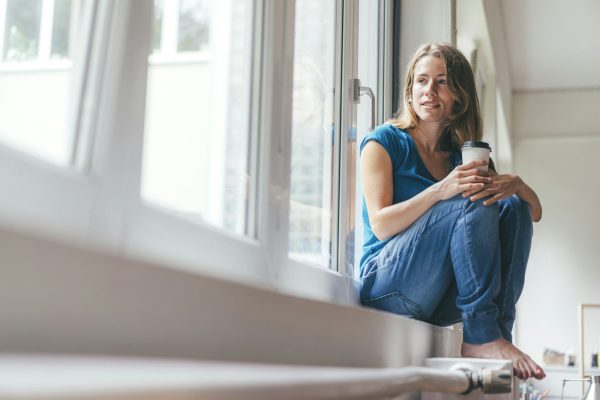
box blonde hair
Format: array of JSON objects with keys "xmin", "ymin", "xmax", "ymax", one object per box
[{"xmin": 389, "ymin": 43, "xmax": 482, "ymax": 152}]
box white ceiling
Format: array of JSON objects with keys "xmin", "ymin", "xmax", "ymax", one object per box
[{"xmin": 500, "ymin": 0, "xmax": 600, "ymax": 91}]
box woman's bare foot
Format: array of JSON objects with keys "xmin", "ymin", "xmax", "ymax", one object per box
[{"xmin": 461, "ymin": 338, "xmax": 546, "ymax": 380}]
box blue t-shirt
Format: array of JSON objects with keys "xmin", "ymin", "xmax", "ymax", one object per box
[{"xmin": 359, "ymin": 124, "xmax": 461, "ymax": 270}]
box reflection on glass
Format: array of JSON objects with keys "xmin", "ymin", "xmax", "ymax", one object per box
[
  {"xmin": 178, "ymin": 0, "xmax": 209, "ymax": 52},
  {"xmin": 3, "ymin": 0, "xmax": 42, "ymax": 61},
  {"xmin": 142, "ymin": 0, "xmax": 253, "ymax": 236},
  {"xmin": 51, "ymin": 0, "xmax": 72, "ymax": 58},
  {"xmin": 288, "ymin": 0, "xmax": 336, "ymax": 268},
  {"xmin": 152, "ymin": 0, "xmax": 164, "ymax": 52}
]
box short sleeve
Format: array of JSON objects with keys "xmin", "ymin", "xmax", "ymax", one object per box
[{"xmin": 359, "ymin": 124, "xmax": 408, "ymax": 166}]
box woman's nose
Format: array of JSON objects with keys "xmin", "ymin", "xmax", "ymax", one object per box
[{"xmin": 425, "ymin": 80, "xmax": 437, "ymax": 93}]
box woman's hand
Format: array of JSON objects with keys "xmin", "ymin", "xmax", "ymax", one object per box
[
  {"xmin": 432, "ymin": 160, "xmax": 492, "ymax": 201},
  {"xmin": 463, "ymin": 172, "xmax": 543, "ymax": 221},
  {"xmin": 464, "ymin": 173, "xmax": 523, "ymax": 206}
]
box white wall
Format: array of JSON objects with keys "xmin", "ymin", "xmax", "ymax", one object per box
[
  {"xmin": 401, "ymin": 0, "xmax": 514, "ymax": 173},
  {"xmin": 456, "ymin": 0, "xmax": 499, "ymax": 164},
  {"xmin": 400, "ymin": 0, "xmax": 451, "ymax": 79},
  {"xmin": 513, "ymin": 88, "xmax": 600, "ymax": 369},
  {"xmin": 479, "ymin": 0, "xmax": 514, "ymax": 173}
]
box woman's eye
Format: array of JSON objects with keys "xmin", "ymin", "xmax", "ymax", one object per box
[{"xmin": 438, "ymin": 79, "xmax": 447, "ymax": 84}]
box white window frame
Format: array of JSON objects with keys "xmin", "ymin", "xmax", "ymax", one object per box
[
  {"xmin": 117, "ymin": 0, "xmax": 269, "ymax": 288},
  {"xmin": 275, "ymin": 0, "xmax": 360, "ymax": 303},
  {"xmin": 0, "ymin": 0, "xmax": 394, "ymax": 308},
  {"xmin": 0, "ymin": 0, "xmax": 110, "ymax": 241},
  {"xmin": 149, "ymin": 0, "xmax": 209, "ymax": 65},
  {"xmin": 117, "ymin": 0, "xmax": 363, "ymax": 303},
  {"xmin": 0, "ymin": 0, "xmax": 75, "ymax": 69}
]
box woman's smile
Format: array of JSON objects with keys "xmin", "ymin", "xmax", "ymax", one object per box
[{"xmin": 411, "ymin": 55, "xmax": 455, "ymax": 123}]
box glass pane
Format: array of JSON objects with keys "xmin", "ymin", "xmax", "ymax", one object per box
[
  {"xmin": 288, "ymin": 0, "xmax": 337, "ymax": 268},
  {"xmin": 142, "ymin": 0, "xmax": 253, "ymax": 235},
  {"xmin": 51, "ymin": 0, "xmax": 72, "ymax": 59},
  {"xmin": 354, "ymin": 1, "xmax": 380, "ymax": 278},
  {"xmin": 0, "ymin": 0, "xmax": 77, "ymax": 165},
  {"xmin": 152, "ymin": 0, "xmax": 163, "ymax": 52},
  {"xmin": 3, "ymin": 0, "xmax": 42, "ymax": 61},
  {"xmin": 177, "ymin": 0, "xmax": 209, "ymax": 52}
]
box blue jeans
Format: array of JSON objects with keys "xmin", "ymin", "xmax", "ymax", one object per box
[{"xmin": 359, "ymin": 195, "xmax": 532, "ymax": 344}]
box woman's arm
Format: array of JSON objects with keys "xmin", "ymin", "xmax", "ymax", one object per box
[
  {"xmin": 516, "ymin": 179, "xmax": 542, "ymax": 222},
  {"xmin": 466, "ymin": 174, "xmax": 543, "ymax": 222},
  {"xmin": 361, "ymin": 141, "xmax": 489, "ymax": 240}
]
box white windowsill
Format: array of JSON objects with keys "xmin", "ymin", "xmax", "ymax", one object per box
[
  {"xmin": 0, "ymin": 59, "xmax": 71, "ymax": 73},
  {"xmin": 0, "ymin": 223, "xmax": 462, "ymax": 369}
]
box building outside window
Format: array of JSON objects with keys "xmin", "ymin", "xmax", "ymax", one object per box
[{"xmin": 0, "ymin": 0, "xmax": 75, "ymax": 165}]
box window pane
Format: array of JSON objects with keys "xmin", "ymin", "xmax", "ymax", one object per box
[
  {"xmin": 152, "ymin": 0, "xmax": 163, "ymax": 52},
  {"xmin": 288, "ymin": 0, "xmax": 337, "ymax": 268},
  {"xmin": 0, "ymin": 0, "xmax": 77, "ymax": 165},
  {"xmin": 142, "ymin": 0, "xmax": 253, "ymax": 235},
  {"xmin": 177, "ymin": 0, "xmax": 209, "ymax": 52},
  {"xmin": 50, "ymin": 0, "xmax": 72, "ymax": 59},
  {"xmin": 3, "ymin": 0, "xmax": 42, "ymax": 61}
]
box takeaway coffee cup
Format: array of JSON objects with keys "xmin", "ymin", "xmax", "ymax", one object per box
[{"xmin": 461, "ymin": 141, "xmax": 491, "ymax": 171}]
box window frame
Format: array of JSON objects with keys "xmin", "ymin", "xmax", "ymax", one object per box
[
  {"xmin": 0, "ymin": 0, "xmax": 111, "ymax": 240},
  {"xmin": 120, "ymin": 0, "xmax": 361, "ymax": 303},
  {"xmin": 107, "ymin": 0, "xmax": 263, "ymax": 268},
  {"xmin": 150, "ymin": 0, "xmax": 210, "ymax": 63},
  {"xmin": 0, "ymin": 0, "xmax": 75, "ymax": 66},
  {"xmin": 0, "ymin": 0, "xmax": 394, "ymax": 307}
]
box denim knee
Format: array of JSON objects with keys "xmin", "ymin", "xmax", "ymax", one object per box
[
  {"xmin": 500, "ymin": 195, "xmax": 533, "ymax": 237},
  {"xmin": 463, "ymin": 196, "xmax": 500, "ymax": 226}
]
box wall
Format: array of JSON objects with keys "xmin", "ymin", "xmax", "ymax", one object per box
[
  {"xmin": 400, "ymin": 0, "xmax": 451, "ymax": 77},
  {"xmin": 480, "ymin": 0, "xmax": 514, "ymax": 173},
  {"xmin": 513, "ymin": 88, "xmax": 600, "ymax": 371},
  {"xmin": 401, "ymin": 0, "xmax": 514, "ymax": 173}
]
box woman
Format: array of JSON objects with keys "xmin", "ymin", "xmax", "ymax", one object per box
[{"xmin": 359, "ymin": 43, "xmax": 545, "ymax": 380}]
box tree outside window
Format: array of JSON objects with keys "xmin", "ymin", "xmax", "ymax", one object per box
[
  {"xmin": 3, "ymin": 0, "xmax": 42, "ymax": 61},
  {"xmin": 1, "ymin": 0, "xmax": 72, "ymax": 62}
]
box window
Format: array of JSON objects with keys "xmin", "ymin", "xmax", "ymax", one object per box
[
  {"xmin": 0, "ymin": 0, "xmax": 391, "ymax": 306},
  {"xmin": 177, "ymin": 0, "xmax": 208, "ymax": 52},
  {"xmin": 1, "ymin": 0, "xmax": 72, "ymax": 62},
  {"xmin": 2, "ymin": 0, "xmax": 42, "ymax": 61},
  {"xmin": 0, "ymin": 0, "xmax": 75, "ymax": 165},
  {"xmin": 50, "ymin": 0, "xmax": 72, "ymax": 59},
  {"xmin": 288, "ymin": 0, "xmax": 337, "ymax": 269},
  {"xmin": 141, "ymin": 0, "xmax": 254, "ymax": 236}
]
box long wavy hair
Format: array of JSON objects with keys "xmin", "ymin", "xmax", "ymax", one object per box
[{"xmin": 389, "ymin": 43, "xmax": 482, "ymax": 153}]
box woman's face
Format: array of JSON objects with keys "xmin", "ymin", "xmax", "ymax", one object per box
[{"xmin": 411, "ymin": 55, "xmax": 455, "ymax": 125}]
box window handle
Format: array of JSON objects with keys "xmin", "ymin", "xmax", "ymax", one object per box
[{"xmin": 352, "ymin": 78, "xmax": 377, "ymax": 131}]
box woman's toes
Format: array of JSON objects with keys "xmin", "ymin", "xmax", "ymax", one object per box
[
  {"xmin": 514, "ymin": 366, "xmax": 524, "ymax": 380},
  {"xmin": 533, "ymin": 365, "xmax": 545, "ymax": 379}
]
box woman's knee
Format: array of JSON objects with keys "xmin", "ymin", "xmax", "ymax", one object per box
[
  {"xmin": 463, "ymin": 196, "xmax": 500, "ymax": 224},
  {"xmin": 500, "ymin": 195, "xmax": 533, "ymax": 233},
  {"xmin": 433, "ymin": 194, "xmax": 470, "ymax": 211}
]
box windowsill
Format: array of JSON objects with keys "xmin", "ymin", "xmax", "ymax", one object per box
[
  {"xmin": 0, "ymin": 59, "xmax": 71, "ymax": 73},
  {"xmin": 0, "ymin": 223, "xmax": 462, "ymax": 368},
  {"xmin": 148, "ymin": 52, "xmax": 210, "ymax": 66}
]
